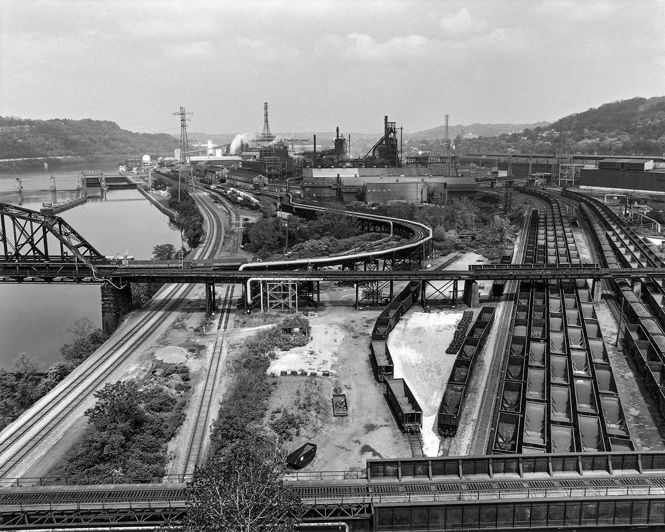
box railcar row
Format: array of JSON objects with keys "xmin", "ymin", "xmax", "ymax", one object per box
[
  {"xmin": 370, "ymin": 281, "xmax": 421, "ymax": 383},
  {"xmin": 367, "ymin": 281, "xmax": 424, "ymax": 432},
  {"xmin": 490, "ymin": 193, "xmax": 632, "ymax": 455},
  {"xmin": 564, "ymin": 188, "xmax": 665, "ymax": 430},
  {"xmin": 437, "ymin": 307, "xmax": 496, "ymax": 436}
]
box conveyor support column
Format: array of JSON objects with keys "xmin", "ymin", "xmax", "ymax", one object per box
[{"xmin": 462, "ymin": 280, "xmax": 479, "ymax": 308}]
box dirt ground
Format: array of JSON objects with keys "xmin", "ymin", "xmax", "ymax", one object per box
[
  {"xmin": 264, "ymin": 304, "xmax": 411, "ymax": 471},
  {"xmin": 255, "ymin": 251, "xmax": 493, "ymax": 468}
]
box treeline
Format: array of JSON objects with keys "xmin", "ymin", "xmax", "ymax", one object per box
[
  {"xmin": 243, "ymin": 197, "xmax": 514, "ymax": 262},
  {"xmin": 0, "ymin": 116, "xmax": 175, "ymax": 159},
  {"xmin": 417, "ymin": 97, "xmax": 665, "ymax": 157},
  {"xmin": 0, "ymin": 319, "xmax": 108, "ymax": 431},
  {"xmin": 243, "ymin": 208, "xmax": 367, "ymax": 259},
  {"xmin": 167, "ymin": 188, "xmax": 205, "ymax": 248},
  {"xmin": 361, "ymin": 197, "xmax": 514, "ymax": 259}
]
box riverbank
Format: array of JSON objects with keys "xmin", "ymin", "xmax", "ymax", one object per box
[{"xmin": 0, "ymin": 155, "xmax": 165, "ymax": 172}]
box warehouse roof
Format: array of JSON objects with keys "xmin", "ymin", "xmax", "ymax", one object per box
[{"xmin": 599, "ymin": 158, "xmax": 654, "ymax": 164}]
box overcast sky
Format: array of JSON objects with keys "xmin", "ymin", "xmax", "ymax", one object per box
[{"xmin": 1, "ymin": 0, "xmax": 663, "ymax": 135}]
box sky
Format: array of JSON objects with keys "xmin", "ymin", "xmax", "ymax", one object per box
[{"xmin": 1, "ymin": 0, "xmax": 664, "ymax": 136}]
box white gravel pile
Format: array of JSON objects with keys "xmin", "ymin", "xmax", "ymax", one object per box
[{"xmin": 388, "ymin": 309, "xmax": 462, "ymax": 456}]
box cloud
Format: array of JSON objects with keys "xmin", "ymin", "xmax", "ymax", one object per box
[
  {"xmin": 534, "ymin": 0, "xmax": 617, "ymax": 21},
  {"xmin": 439, "ymin": 8, "xmax": 487, "ymax": 38},
  {"xmin": 315, "ymin": 33, "xmax": 433, "ymax": 63},
  {"xmin": 163, "ymin": 41, "xmax": 213, "ymax": 59}
]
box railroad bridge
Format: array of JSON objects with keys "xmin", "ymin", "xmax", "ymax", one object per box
[{"xmin": 0, "ymin": 200, "xmax": 634, "ymax": 331}]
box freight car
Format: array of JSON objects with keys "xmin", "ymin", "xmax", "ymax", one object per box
[
  {"xmin": 369, "ymin": 281, "xmax": 420, "ymax": 382},
  {"xmin": 437, "ymin": 306, "xmax": 496, "ymax": 436},
  {"xmin": 385, "ymin": 378, "xmax": 423, "ymax": 432}
]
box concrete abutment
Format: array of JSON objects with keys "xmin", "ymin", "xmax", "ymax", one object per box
[{"xmin": 101, "ymin": 283, "xmax": 133, "ymax": 334}]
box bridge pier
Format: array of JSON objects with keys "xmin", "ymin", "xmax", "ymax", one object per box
[
  {"xmin": 205, "ymin": 281, "xmax": 217, "ymax": 315},
  {"xmin": 101, "ymin": 283, "xmax": 132, "ymax": 334},
  {"xmin": 462, "ymin": 280, "xmax": 479, "ymax": 308}
]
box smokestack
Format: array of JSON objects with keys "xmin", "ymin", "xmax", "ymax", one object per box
[
  {"xmin": 336, "ymin": 127, "xmax": 340, "ymax": 166},
  {"xmin": 313, "ymin": 134, "xmax": 317, "ymax": 167}
]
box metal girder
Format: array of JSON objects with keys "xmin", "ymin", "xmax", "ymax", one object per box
[
  {"xmin": 266, "ymin": 281, "xmax": 298, "ymax": 311},
  {"xmin": 421, "ymin": 280, "xmax": 458, "ymax": 307},
  {"xmin": 303, "ymin": 503, "xmax": 372, "ymax": 520},
  {"xmin": 0, "ymin": 504, "xmax": 185, "ymax": 527},
  {"xmin": 0, "ymin": 202, "xmax": 104, "ymax": 276},
  {"xmin": 205, "ymin": 281, "xmax": 217, "ymax": 315},
  {"xmin": 356, "ymin": 259, "xmax": 392, "ymax": 307}
]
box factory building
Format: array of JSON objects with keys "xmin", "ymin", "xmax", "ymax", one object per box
[
  {"xmin": 226, "ymin": 169, "xmax": 266, "ymax": 190},
  {"xmin": 579, "ymin": 158, "xmax": 665, "ymax": 195},
  {"xmin": 301, "ymin": 168, "xmax": 477, "ymax": 204}
]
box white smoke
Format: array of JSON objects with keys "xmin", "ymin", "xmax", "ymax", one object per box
[{"xmin": 229, "ymin": 132, "xmax": 256, "ymax": 154}]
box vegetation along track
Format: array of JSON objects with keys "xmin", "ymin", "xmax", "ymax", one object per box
[
  {"xmin": 0, "ymin": 185, "xmax": 227, "ymax": 480},
  {"xmin": 0, "ymin": 282, "xmax": 191, "ymax": 481},
  {"xmin": 182, "ymin": 284, "xmax": 235, "ymax": 476}
]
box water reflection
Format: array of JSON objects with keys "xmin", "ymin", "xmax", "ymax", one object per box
[{"xmin": 0, "ymin": 170, "xmax": 181, "ymax": 369}]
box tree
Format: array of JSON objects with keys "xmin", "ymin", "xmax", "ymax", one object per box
[
  {"xmin": 153, "ymin": 243, "xmax": 177, "ymax": 260},
  {"xmin": 85, "ymin": 380, "xmax": 146, "ymax": 432},
  {"xmin": 11, "ymin": 353, "xmax": 41, "ymax": 409},
  {"xmin": 165, "ymin": 438, "xmax": 303, "ymax": 532},
  {"xmin": 61, "ymin": 318, "xmax": 108, "ymax": 365}
]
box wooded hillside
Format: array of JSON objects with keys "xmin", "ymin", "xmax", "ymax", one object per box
[
  {"xmin": 0, "ymin": 117, "xmax": 175, "ymax": 159},
  {"xmin": 458, "ymin": 97, "xmax": 665, "ymax": 156}
]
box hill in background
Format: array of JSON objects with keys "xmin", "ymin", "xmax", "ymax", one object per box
[
  {"xmin": 412, "ymin": 96, "xmax": 665, "ymax": 157},
  {"xmin": 410, "ymin": 122, "xmax": 550, "ymax": 140},
  {"xmin": 0, "ymin": 117, "xmax": 176, "ymax": 161}
]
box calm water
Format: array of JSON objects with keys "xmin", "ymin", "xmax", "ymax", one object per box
[{"xmin": 0, "ymin": 166, "xmax": 181, "ymax": 370}]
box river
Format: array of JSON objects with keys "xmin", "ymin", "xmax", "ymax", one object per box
[{"xmin": 0, "ymin": 164, "xmax": 181, "ymax": 370}]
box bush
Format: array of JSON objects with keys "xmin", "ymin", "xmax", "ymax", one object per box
[
  {"xmin": 54, "ymin": 361, "xmax": 191, "ymax": 483},
  {"xmin": 210, "ymin": 318, "xmax": 310, "ymax": 454}
]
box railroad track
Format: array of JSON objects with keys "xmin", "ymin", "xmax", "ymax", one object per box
[
  {"xmin": 5, "ymin": 472, "xmax": 665, "ymax": 506},
  {"xmin": 205, "ymin": 188, "xmax": 241, "ymax": 255},
  {"xmin": 182, "ymin": 285, "xmax": 235, "ymax": 475},
  {"xmin": 0, "ymin": 282, "xmax": 193, "ymax": 481},
  {"xmin": 407, "ymin": 432, "xmax": 424, "ymax": 458},
  {"xmin": 469, "ymin": 209, "xmax": 532, "ymax": 455},
  {"xmin": 0, "ymin": 184, "xmax": 226, "ymax": 480}
]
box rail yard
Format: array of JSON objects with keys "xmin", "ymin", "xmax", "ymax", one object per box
[{"xmin": 4, "ymin": 176, "xmax": 665, "ymax": 530}]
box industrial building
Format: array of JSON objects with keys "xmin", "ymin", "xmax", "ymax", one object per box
[
  {"xmin": 226, "ymin": 168, "xmax": 267, "ymax": 190},
  {"xmin": 301, "ymin": 167, "xmax": 477, "ymax": 204},
  {"xmin": 580, "ymin": 158, "xmax": 665, "ymax": 195}
]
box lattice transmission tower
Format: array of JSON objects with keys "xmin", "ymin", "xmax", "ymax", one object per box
[{"xmin": 173, "ymin": 107, "xmax": 193, "ymax": 164}]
